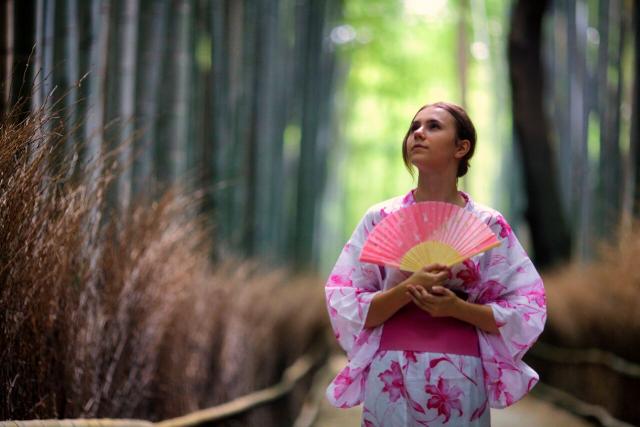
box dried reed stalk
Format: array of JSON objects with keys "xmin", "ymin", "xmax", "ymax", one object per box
[
  {"xmin": 543, "ymin": 221, "xmax": 640, "ymax": 362},
  {"xmin": 0, "ymin": 103, "xmax": 329, "ymax": 424}
]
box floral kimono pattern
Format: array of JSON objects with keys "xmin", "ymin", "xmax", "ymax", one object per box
[{"xmin": 325, "ymin": 188, "xmax": 547, "ymax": 426}]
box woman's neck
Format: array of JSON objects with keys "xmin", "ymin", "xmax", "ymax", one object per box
[{"xmin": 414, "ymin": 172, "xmax": 464, "ymax": 207}]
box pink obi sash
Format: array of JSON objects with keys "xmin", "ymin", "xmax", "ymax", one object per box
[{"xmin": 379, "ymin": 302, "xmax": 480, "ymax": 357}]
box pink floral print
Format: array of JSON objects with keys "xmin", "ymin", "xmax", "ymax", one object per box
[
  {"xmin": 325, "ymin": 188, "xmax": 547, "ymax": 426},
  {"xmin": 494, "ymin": 214, "xmax": 512, "ymax": 238},
  {"xmin": 425, "ymin": 377, "xmax": 464, "ymax": 423},
  {"xmin": 455, "ymin": 259, "xmax": 481, "ymax": 289},
  {"xmin": 379, "ymin": 360, "xmax": 405, "ymax": 402}
]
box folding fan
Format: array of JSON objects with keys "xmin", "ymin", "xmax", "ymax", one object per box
[{"xmin": 359, "ymin": 201, "xmax": 501, "ymax": 272}]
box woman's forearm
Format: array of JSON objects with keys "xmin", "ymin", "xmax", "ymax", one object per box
[
  {"xmin": 364, "ymin": 282, "xmax": 411, "ymax": 328},
  {"xmin": 453, "ymin": 299, "xmax": 500, "ymax": 334}
]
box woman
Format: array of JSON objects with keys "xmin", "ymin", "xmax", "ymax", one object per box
[{"xmin": 325, "ymin": 101, "xmax": 547, "ymax": 426}]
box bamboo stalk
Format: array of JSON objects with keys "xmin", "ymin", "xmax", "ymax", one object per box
[
  {"xmin": 84, "ymin": 0, "xmax": 110, "ymax": 183},
  {"xmin": 134, "ymin": 0, "xmax": 168, "ymax": 196},
  {"xmin": 79, "ymin": 0, "xmax": 110, "ymax": 410},
  {"xmin": 1, "ymin": 0, "xmax": 14, "ymax": 118},
  {"xmin": 210, "ymin": 0, "xmax": 232, "ymax": 245},
  {"xmin": 116, "ymin": 0, "xmax": 139, "ymax": 213},
  {"xmin": 42, "ymin": 0, "xmax": 54, "ymax": 106},
  {"xmin": 63, "ymin": 0, "xmax": 79, "ymax": 177},
  {"xmin": 632, "ymin": 0, "xmax": 640, "ymax": 218},
  {"xmin": 168, "ymin": 0, "xmax": 191, "ymax": 184},
  {"xmin": 31, "ymin": 0, "xmax": 43, "ymax": 115}
]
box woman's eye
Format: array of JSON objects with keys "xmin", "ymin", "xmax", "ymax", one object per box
[{"xmin": 429, "ymin": 123, "xmax": 439, "ymax": 129}]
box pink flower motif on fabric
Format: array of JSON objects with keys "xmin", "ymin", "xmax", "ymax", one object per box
[
  {"xmin": 428, "ymin": 355, "xmax": 478, "ymax": 385},
  {"xmin": 525, "ymin": 287, "xmax": 546, "ymax": 307},
  {"xmin": 379, "ymin": 207, "xmax": 390, "ymax": 219},
  {"xmin": 378, "ymin": 360, "xmax": 405, "ymax": 402},
  {"xmin": 488, "ymin": 253, "xmax": 508, "ymax": 267},
  {"xmin": 333, "ymin": 367, "xmax": 354, "ymax": 400},
  {"xmin": 425, "ymin": 377, "xmax": 464, "ymax": 423},
  {"xmin": 487, "ymin": 378, "xmax": 515, "ymax": 406},
  {"xmin": 328, "ymin": 263, "xmax": 355, "ymax": 286},
  {"xmin": 495, "ymin": 215, "xmax": 512, "ymax": 239},
  {"xmin": 355, "ymin": 328, "xmax": 374, "ymax": 346},
  {"xmin": 511, "ymin": 340, "xmax": 533, "ymax": 352},
  {"xmin": 488, "ymin": 378, "xmax": 505, "ymax": 401},
  {"xmin": 476, "ymin": 280, "xmax": 506, "ymax": 304},
  {"xmin": 470, "ymin": 397, "xmax": 488, "ymax": 421},
  {"xmin": 486, "ymin": 355, "xmax": 520, "ymax": 373},
  {"xmin": 496, "ymin": 299, "xmax": 516, "ymax": 309},
  {"xmin": 325, "ymin": 289, "xmax": 338, "ymax": 317},
  {"xmin": 424, "ymin": 364, "xmax": 432, "ymax": 383},
  {"xmin": 402, "ymin": 191, "xmax": 413, "ymax": 205},
  {"xmin": 456, "ymin": 259, "xmax": 480, "ymax": 288},
  {"xmin": 329, "ymin": 272, "xmax": 352, "ymax": 287},
  {"xmin": 404, "ymin": 350, "xmax": 418, "ymax": 364}
]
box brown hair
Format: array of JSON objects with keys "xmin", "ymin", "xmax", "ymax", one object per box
[{"xmin": 401, "ymin": 101, "xmax": 477, "ymax": 179}]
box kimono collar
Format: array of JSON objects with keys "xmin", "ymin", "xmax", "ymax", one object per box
[{"xmin": 403, "ymin": 187, "xmax": 474, "ymax": 212}]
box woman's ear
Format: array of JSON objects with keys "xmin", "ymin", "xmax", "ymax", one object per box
[{"xmin": 455, "ymin": 139, "xmax": 471, "ymax": 159}]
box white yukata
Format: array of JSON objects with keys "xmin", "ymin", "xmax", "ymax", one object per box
[{"xmin": 324, "ymin": 188, "xmax": 547, "ymax": 426}]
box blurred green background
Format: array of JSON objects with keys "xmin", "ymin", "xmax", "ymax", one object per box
[{"xmin": 319, "ymin": 0, "xmax": 517, "ymax": 275}]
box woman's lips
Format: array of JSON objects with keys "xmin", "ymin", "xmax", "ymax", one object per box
[{"xmin": 412, "ymin": 145, "xmax": 428, "ymax": 152}]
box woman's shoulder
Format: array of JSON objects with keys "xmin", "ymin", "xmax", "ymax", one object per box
[
  {"xmin": 350, "ymin": 193, "xmax": 409, "ymax": 239},
  {"xmin": 470, "ymin": 199, "xmax": 503, "ymax": 222},
  {"xmin": 360, "ymin": 191, "xmax": 510, "ymax": 225},
  {"xmin": 472, "ymin": 202, "xmax": 513, "ymax": 244},
  {"xmin": 364, "ymin": 193, "xmax": 410, "ymax": 222},
  {"xmin": 468, "ymin": 199, "xmax": 514, "ymax": 242}
]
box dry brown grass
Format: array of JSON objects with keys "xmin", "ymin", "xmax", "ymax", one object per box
[
  {"xmin": 542, "ymin": 221, "xmax": 640, "ymax": 362},
  {"xmin": 0, "ymin": 105, "xmax": 329, "ymax": 422}
]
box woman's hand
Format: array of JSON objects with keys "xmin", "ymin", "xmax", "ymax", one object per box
[
  {"xmin": 407, "ymin": 284, "xmax": 500, "ymax": 333},
  {"xmin": 406, "ymin": 284, "xmax": 462, "ymax": 317},
  {"xmin": 403, "ymin": 263, "xmax": 451, "ymax": 293},
  {"xmin": 364, "ymin": 264, "xmax": 450, "ymax": 329}
]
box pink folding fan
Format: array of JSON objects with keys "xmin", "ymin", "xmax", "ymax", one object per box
[{"xmin": 359, "ymin": 201, "xmax": 501, "ymax": 272}]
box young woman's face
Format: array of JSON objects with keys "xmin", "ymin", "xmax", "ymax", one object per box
[{"xmin": 406, "ymin": 106, "xmax": 468, "ymax": 174}]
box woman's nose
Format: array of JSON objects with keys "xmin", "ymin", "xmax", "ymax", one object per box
[{"xmin": 414, "ymin": 126, "xmax": 425, "ymax": 140}]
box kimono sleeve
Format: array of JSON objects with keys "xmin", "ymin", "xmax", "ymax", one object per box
[
  {"xmin": 324, "ymin": 210, "xmax": 385, "ymax": 408},
  {"xmin": 325, "ymin": 210, "xmax": 383, "ymax": 359},
  {"xmin": 475, "ymin": 213, "xmax": 547, "ymax": 408}
]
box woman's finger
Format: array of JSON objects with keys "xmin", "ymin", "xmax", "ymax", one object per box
[
  {"xmin": 422, "ymin": 263, "xmax": 446, "ymax": 272},
  {"xmin": 413, "ymin": 286, "xmax": 431, "ymax": 301},
  {"xmin": 417, "ymin": 288, "xmax": 432, "ymax": 303},
  {"xmin": 429, "ymin": 286, "xmax": 448, "ymax": 295},
  {"xmin": 408, "ymin": 287, "xmax": 430, "ymax": 305},
  {"xmin": 409, "ymin": 293, "xmax": 427, "ymax": 309},
  {"xmin": 407, "ymin": 287, "xmax": 423, "ymax": 301},
  {"xmin": 418, "ymin": 287, "xmax": 437, "ymax": 302},
  {"xmin": 435, "ymin": 271, "xmax": 449, "ymax": 281}
]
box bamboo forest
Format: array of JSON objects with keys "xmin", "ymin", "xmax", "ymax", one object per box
[{"xmin": 1, "ymin": 0, "xmax": 639, "ymax": 426}]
